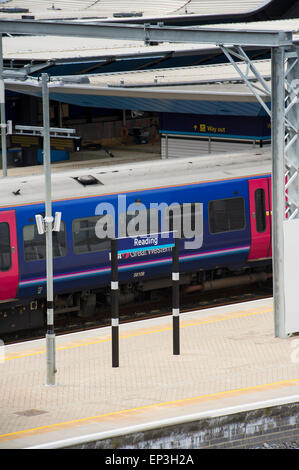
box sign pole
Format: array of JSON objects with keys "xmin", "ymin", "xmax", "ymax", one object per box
[
  {"xmin": 172, "ymin": 237, "xmax": 180, "ymax": 355},
  {"xmin": 111, "ymin": 238, "xmax": 119, "ymax": 367}
]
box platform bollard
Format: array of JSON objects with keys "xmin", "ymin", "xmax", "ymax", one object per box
[
  {"xmin": 172, "ymin": 237, "xmax": 180, "ymax": 355},
  {"xmin": 111, "ymin": 238, "xmax": 119, "ymax": 367}
]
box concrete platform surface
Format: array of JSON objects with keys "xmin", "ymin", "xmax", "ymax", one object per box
[{"xmin": 1, "ymin": 297, "xmax": 299, "ymax": 449}]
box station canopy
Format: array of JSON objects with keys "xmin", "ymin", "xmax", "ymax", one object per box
[{"xmin": 4, "ymin": 59, "xmax": 272, "ymax": 117}]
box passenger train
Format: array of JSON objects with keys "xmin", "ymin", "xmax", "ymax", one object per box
[{"xmin": 0, "ymin": 149, "xmax": 273, "ymax": 335}]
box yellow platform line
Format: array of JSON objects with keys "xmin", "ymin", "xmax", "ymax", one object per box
[
  {"xmin": 0, "ymin": 375, "xmax": 297, "ymax": 442},
  {"xmin": 4, "ymin": 305, "xmax": 273, "ymax": 361}
]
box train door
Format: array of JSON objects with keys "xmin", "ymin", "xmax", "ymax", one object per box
[
  {"xmin": 0, "ymin": 210, "xmax": 19, "ymax": 301},
  {"xmin": 268, "ymin": 178, "xmax": 272, "ymax": 257},
  {"xmin": 248, "ymin": 177, "xmax": 272, "ymax": 260}
]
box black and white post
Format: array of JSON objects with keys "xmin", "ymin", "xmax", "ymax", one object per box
[
  {"xmin": 111, "ymin": 238, "xmax": 119, "ymax": 367},
  {"xmin": 172, "ymin": 237, "xmax": 180, "ymax": 355}
]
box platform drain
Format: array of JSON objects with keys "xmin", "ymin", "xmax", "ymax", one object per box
[{"xmin": 14, "ymin": 409, "xmax": 48, "ymax": 417}]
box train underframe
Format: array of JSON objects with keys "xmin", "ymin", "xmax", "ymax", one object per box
[{"xmin": 0, "ymin": 262, "xmax": 273, "ymax": 337}]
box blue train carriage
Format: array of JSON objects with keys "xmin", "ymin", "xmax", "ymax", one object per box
[{"xmin": 0, "ymin": 149, "xmax": 272, "ymax": 334}]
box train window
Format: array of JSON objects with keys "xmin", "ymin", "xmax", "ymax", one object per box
[
  {"xmin": 0, "ymin": 222, "xmax": 11, "ymax": 271},
  {"xmin": 124, "ymin": 208, "xmax": 160, "ymax": 237},
  {"xmin": 23, "ymin": 222, "xmax": 67, "ymax": 261},
  {"xmin": 163, "ymin": 203, "xmax": 203, "ymax": 240},
  {"xmin": 254, "ymin": 189, "xmax": 267, "ymax": 233},
  {"xmin": 163, "ymin": 204, "xmax": 182, "ymax": 237},
  {"xmin": 73, "ymin": 216, "xmax": 111, "ymax": 254},
  {"xmin": 209, "ymin": 197, "xmax": 245, "ymax": 234}
]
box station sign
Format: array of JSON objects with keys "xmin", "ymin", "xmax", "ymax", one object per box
[
  {"xmin": 1, "ymin": 135, "xmax": 81, "ymax": 152},
  {"xmin": 117, "ymin": 232, "xmax": 175, "ymax": 255},
  {"xmin": 50, "ymin": 136, "xmax": 81, "ymax": 152},
  {"xmin": 108, "ymin": 232, "xmax": 175, "ymax": 262},
  {"xmin": 10, "ymin": 134, "xmax": 41, "ymax": 148}
]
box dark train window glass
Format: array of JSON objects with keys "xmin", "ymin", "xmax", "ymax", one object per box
[
  {"xmin": 124, "ymin": 208, "xmax": 160, "ymax": 237},
  {"xmin": 0, "ymin": 222, "xmax": 11, "ymax": 271},
  {"xmin": 209, "ymin": 197, "xmax": 245, "ymax": 234},
  {"xmin": 164, "ymin": 204, "xmax": 182, "ymax": 237},
  {"xmin": 73, "ymin": 216, "xmax": 111, "ymax": 254},
  {"xmin": 23, "ymin": 222, "xmax": 67, "ymax": 261},
  {"xmin": 164, "ymin": 203, "xmax": 203, "ymax": 239},
  {"xmin": 255, "ymin": 188, "xmax": 267, "ymax": 233}
]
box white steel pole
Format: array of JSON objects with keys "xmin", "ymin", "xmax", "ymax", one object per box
[
  {"xmin": 271, "ymin": 47, "xmax": 287, "ymax": 338},
  {"xmin": 0, "ymin": 34, "xmax": 7, "ymax": 177},
  {"xmin": 42, "ymin": 73, "xmax": 56, "ymax": 385}
]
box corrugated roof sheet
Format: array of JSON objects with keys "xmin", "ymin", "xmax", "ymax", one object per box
[
  {"xmin": 0, "ymin": 17, "xmax": 298, "ymax": 62},
  {"xmin": 86, "ymin": 60, "xmax": 272, "ymax": 87},
  {"xmin": 2, "ymin": 35, "xmax": 211, "ymax": 61},
  {"xmin": 0, "ymin": 1, "xmax": 264, "ymax": 21}
]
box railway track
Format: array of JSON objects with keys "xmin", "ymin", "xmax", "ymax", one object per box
[{"xmin": 3, "ymin": 281, "xmax": 273, "ymax": 344}]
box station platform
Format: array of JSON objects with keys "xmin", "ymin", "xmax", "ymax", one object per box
[
  {"xmin": 3, "ymin": 139, "xmax": 259, "ymax": 177},
  {"xmin": 1, "ymin": 297, "xmax": 299, "ymax": 449}
]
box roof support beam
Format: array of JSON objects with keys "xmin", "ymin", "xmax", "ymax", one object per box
[
  {"xmin": 0, "ymin": 19, "xmax": 293, "ymax": 47},
  {"xmin": 219, "ymin": 45, "xmax": 271, "ymax": 117}
]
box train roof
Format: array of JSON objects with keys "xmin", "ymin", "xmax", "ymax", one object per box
[{"xmin": 0, "ymin": 148, "xmax": 271, "ymax": 208}]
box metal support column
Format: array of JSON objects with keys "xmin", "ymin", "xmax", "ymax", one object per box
[
  {"xmin": 279, "ymin": 46, "xmax": 299, "ymax": 336},
  {"xmin": 42, "ymin": 73, "xmax": 57, "ymax": 385},
  {"xmin": 284, "ymin": 46, "xmax": 299, "ymax": 220},
  {"xmin": 0, "ymin": 34, "xmax": 7, "ymax": 177},
  {"xmin": 271, "ymin": 47, "xmax": 287, "ymax": 338},
  {"xmin": 111, "ymin": 238, "xmax": 119, "ymax": 367}
]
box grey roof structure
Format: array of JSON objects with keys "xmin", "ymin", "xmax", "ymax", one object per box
[{"xmin": 4, "ymin": 59, "xmax": 272, "ymax": 116}]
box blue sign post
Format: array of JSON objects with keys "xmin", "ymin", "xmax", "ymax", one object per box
[{"xmin": 110, "ymin": 232, "xmax": 179, "ymax": 367}]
